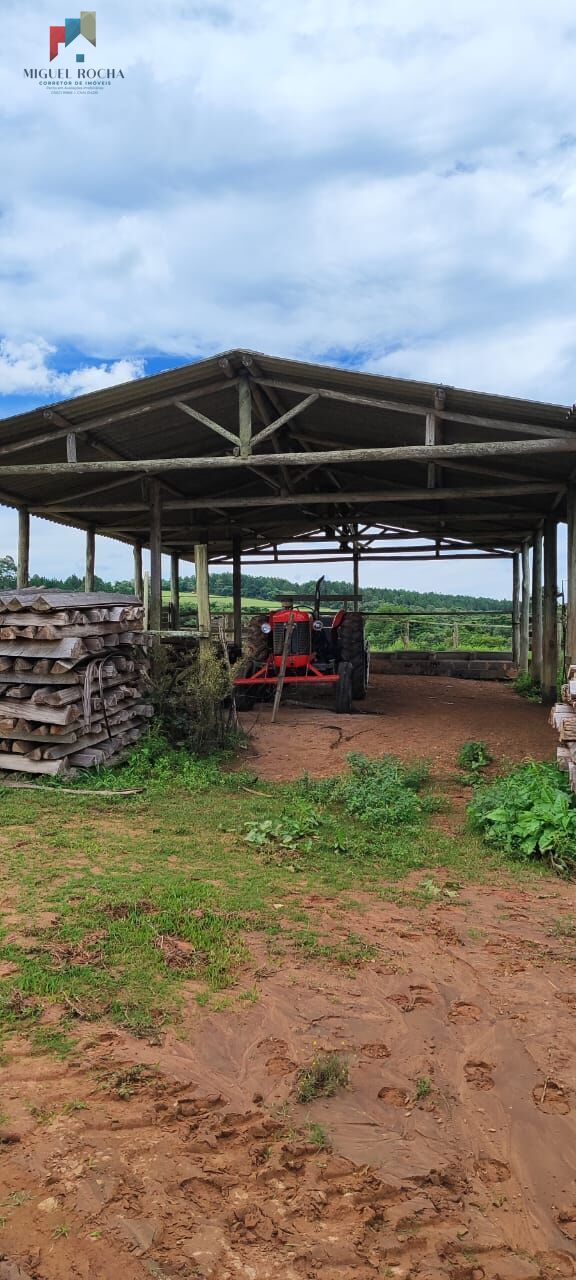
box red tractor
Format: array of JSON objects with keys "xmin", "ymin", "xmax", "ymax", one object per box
[{"xmin": 234, "ymin": 577, "xmax": 369, "ymax": 713}]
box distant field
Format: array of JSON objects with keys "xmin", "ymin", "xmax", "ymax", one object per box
[{"xmin": 162, "ymin": 591, "xmax": 280, "ymax": 611}]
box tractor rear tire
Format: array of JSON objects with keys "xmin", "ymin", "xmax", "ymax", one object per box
[
  {"xmin": 338, "ymin": 612, "xmax": 368, "ymax": 699},
  {"xmin": 335, "ymin": 661, "xmax": 353, "ymax": 714}
]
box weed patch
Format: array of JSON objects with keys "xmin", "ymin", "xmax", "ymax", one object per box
[
  {"xmin": 457, "ymin": 740, "xmax": 493, "ymax": 782},
  {"xmin": 296, "ymin": 1051, "xmax": 349, "ymax": 1103},
  {"xmin": 513, "ymin": 673, "xmax": 542, "ymax": 703},
  {"xmin": 469, "ymin": 761, "xmax": 576, "ymax": 876}
]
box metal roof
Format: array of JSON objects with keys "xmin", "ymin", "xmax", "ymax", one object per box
[{"xmin": 0, "ymin": 348, "xmax": 572, "ymax": 561}]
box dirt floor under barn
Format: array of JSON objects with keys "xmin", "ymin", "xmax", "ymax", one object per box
[
  {"xmin": 239, "ymin": 673, "xmax": 556, "ymax": 784},
  {"xmin": 1, "ymin": 676, "xmax": 575, "ymax": 1280}
]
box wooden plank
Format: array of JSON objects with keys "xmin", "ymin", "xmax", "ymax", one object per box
[
  {"xmin": 0, "ymin": 755, "xmax": 67, "ymax": 775},
  {"xmin": 0, "ymin": 638, "xmax": 87, "ymax": 659},
  {"xmin": 0, "ymin": 591, "xmax": 138, "ymax": 612},
  {"xmin": 0, "ymin": 699, "xmax": 80, "ymax": 725}
]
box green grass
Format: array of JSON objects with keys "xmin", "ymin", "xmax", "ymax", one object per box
[
  {"xmin": 0, "ymin": 740, "xmax": 560, "ymax": 1059},
  {"xmin": 296, "ymin": 1052, "xmax": 349, "ymax": 1103},
  {"xmin": 163, "ymin": 591, "xmax": 280, "ymax": 613}
]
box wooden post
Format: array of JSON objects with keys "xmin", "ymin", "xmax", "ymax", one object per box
[
  {"xmin": 143, "ymin": 570, "xmax": 150, "ymax": 631},
  {"xmin": 271, "ymin": 612, "xmax": 295, "ymax": 723},
  {"xmin": 232, "ymin": 536, "xmax": 242, "ymax": 648},
  {"xmin": 512, "ymin": 552, "xmax": 520, "ymax": 664},
  {"xmin": 352, "ymin": 550, "xmax": 360, "ymax": 611},
  {"xmin": 17, "ymin": 508, "xmax": 30, "ymax": 589},
  {"xmin": 195, "ymin": 542, "xmax": 211, "ymax": 653},
  {"xmin": 149, "ymin": 482, "xmax": 162, "ymax": 632},
  {"xmin": 85, "ymin": 527, "xmax": 95, "ymax": 592},
  {"xmin": 542, "ymin": 517, "xmax": 558, "ymax": 704},
  {"xmin": 238, "ymin": 374, "xmax": 252, "ymax": 458},
  {"xmin": 567, "ymin": 481, "xmax": 576, "ymax": 668},
  {"xmin": 531, "ymin": 529, "xmax": 543, "ymax": 684},
  {"xmin": 519, "ymin": 541, "xmax": 530, "ymax": 673},
  {"xmin": 170, "ymin": 553, "xmax": 180, "ymax": 630},
  {"xmin": 133, "ymin": 543, "xmax": 143, "ymax": 599}
]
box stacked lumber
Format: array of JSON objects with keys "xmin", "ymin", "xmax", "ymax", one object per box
[
  {"xmin": 0, "ymin": 591, "xmax": 152, "ymax": 776},
  {"xmin": 551, "ymin": 666, "xmax": 576, "ymax": 792}
]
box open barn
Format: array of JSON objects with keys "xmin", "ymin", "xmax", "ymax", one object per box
[{"xmin": 0, "ymin": 347, "xmax": 574, "ymax": 703}]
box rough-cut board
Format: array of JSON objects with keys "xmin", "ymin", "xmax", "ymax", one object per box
[
  {"xmin": 0, "ymin": 754, "xmax": 67, "ymax": 775},
  {"xmin": 0, "ymin": 591, "xmax": 140, "ymax": 612},
  {"xmin": 0, "ymin": 699, "xmax": 81, "ymax": 725},
  {"xmin": 0, "ymin": 638, "xmax": 87, "ymax": 660}
]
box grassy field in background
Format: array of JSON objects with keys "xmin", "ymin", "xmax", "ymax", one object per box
[{"xmin": 163, "ymin": 591, "xmax": 280, "ymax": 612}]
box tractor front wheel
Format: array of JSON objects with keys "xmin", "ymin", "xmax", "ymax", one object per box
[
  {"xmin": 338, "ymin": 613, "xmax": 368, "ymax": 699},
  {"xmin": 335, "ymin": 660, "xmax": 353, "ymax": 714}
]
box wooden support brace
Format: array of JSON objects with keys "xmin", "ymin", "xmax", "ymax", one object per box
[
  {"xmin": 542, "ymin": 516, "xmax": 558, "ymax": 704},
  {"xmin": 17, "ymin": 509, "xmax": 29, "ymax": 590}
]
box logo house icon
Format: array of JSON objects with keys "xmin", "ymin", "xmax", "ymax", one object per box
[{"xmin": 50, "ymin": 11, "xmax": 96, "ymax": 62}]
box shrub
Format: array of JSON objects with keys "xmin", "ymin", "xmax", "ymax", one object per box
[
  {"xmin": 457, "ymin": 740, "xmax": 493, "ymax": 773},
  {"xmin": 336, "ymin": 753, "xmax": 433, "ymax": 829},
  {"xmin": 151, "ymin": 643, "xmax": 239, "ymax": 755},
  {"xmin": 513, "ymin": 673, "xmax": 542, "ymax": 703},
  {"xmin": 468, "ymin": 761, "xmax": 576, "ymax": 877}
]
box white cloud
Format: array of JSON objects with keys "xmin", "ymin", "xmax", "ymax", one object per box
[
  {"xmin": 0, "ymin": 340, "xmax": 144, "ymax": 399},
  {"xmin": 0, "ymin": 0, "xmax": 575, "ymax": 586}
]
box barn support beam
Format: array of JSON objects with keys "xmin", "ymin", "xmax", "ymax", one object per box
[
  {"xmin": 195, "ymin": 543, "xmax": 211, "ymax": 653},
  {"xmin": 531, "ymin": 529, "xmax": 543, "ymax": 685},
  {"xmin": 232, "ymin": 537, "xmax": 242, "ymax": 649},
  {"xmin": 17, "ymin": 508, "xmax": 30, "ymax": 589},
  {"xmin": 542, "ymin": 517, "xmax": 558, "ymax": 704},
  {"xmin": 149, "ymin": 482, "xmax": 163, "ymax": 632},
  {"xmin": 519, "ymin": 541, "xmax": 531, "ymax": 673},
  {"xmin": 133, "ymin": 543, "xmax": 143, "ymax": 599},
  {"xmin": 353, "ymin": 549, "xmax": 360, "ymax": 610},
  {"xmin": 238, "ymin": 374, "xmax": 252, "ymax": 457},
  {"xmin": 85, "ymin": 527, "xmax": 95, "ymax": 592},
  {"xmin": 512, "ymin": 553, "xmax": 520, "ymax": 665},
  {"xmin": 170, "ymin": 553, "xmax": 180, "ymax": 630},
  {"xmin": 567, "ymin": 481, "xmax": 576, "ymax": 668},
  {"xmin": 0, "ymin": 439, "xmax": 574, "ymax": 479}
]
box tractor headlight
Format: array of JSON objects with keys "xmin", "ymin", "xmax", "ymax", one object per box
[
  {"xmin": 261, "ymin": 622, "xmax": 272, "ymax": 634},
  {"xmin": 312, "ymin": 619, "xmax": 323, "ymax": 632}
]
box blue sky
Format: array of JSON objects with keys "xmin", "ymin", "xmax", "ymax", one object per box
[{"xmin": 0, "ymin": 0, "xmax": 574, "ymax": 593}]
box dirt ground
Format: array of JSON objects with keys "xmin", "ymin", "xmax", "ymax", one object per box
[
  {"xmin": 1, "ymin": 677, "xmax": 573, "ymax": 1280},
  {"xmin": 239, "ymin": 674, "xmax": 555, "ymax": 781}
]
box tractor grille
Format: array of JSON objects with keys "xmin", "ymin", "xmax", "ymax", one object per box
[{"xmin": 273, "ymin": 620, "xmax": 311, "ymax": 657}]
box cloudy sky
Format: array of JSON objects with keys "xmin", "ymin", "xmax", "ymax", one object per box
[{"xmin": 0, "ymin": 0, "xmax": 574, "ymax": 594}]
